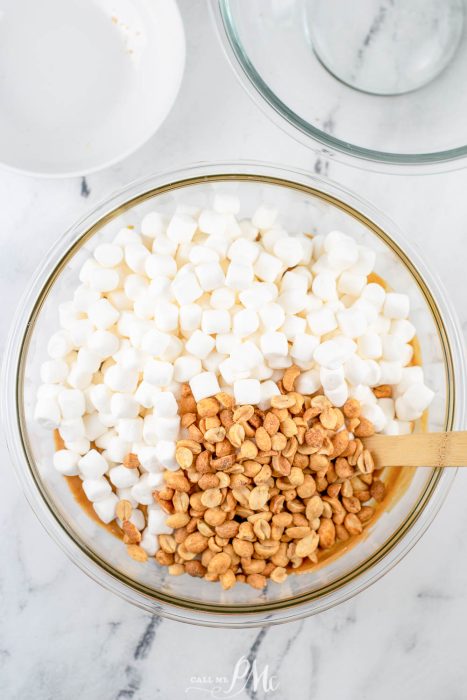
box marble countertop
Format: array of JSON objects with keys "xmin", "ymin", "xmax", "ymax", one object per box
[{"xmin": 1, "ymin": 2, "xmax": 467, "ymax": 698}]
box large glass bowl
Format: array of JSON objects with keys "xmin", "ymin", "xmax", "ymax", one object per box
[
  {"xmin": 211, "ymin": 1, "xmax": 467, "ymax": 173},
  {"xmin": 3, "ymin": 163, "xmax": 466, "ymax": 627}
]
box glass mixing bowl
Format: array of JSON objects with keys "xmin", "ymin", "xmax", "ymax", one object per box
[
  {"xmin": 3, "ymin": 163, "xmax": 466, "ymax": 627},
  {"xmin": 211, "ymin": 1, "xmax": 467, "ymax": 172}
]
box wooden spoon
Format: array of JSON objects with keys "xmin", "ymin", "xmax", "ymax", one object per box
[{"xmin": 364, "ymin": 432, "xmax": 467, "ymax": 468}]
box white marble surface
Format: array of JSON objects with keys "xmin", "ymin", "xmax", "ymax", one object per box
[{"xmin": 1, "ymin": 2, "xmax": 467, "ymax": 698}]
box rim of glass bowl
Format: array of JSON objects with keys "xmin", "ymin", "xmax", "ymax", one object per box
[
  {"xmin": 210, "ymin": 1, "xmax": 467, "ymax": 175},
  {"xmin": 3, "ymin": 161, "xmax": 466, "ymax": 628}
]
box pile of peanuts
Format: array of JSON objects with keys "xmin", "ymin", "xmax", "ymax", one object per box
[{"xmin": 149, "ymin": 366, "xmax": 385, "ymax": 589}]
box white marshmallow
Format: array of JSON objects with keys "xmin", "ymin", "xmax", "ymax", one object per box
[
  {"xmin": 291, "ymin": 333, "xmax": 320, "ymax": 362},
  {"xmin": 53, "ymin": 449, "xmax": 80, "ymax": 476},
  {"xmin": 143, "ymin": 360, "xmax": 174, "ymax": 387},
  {"xmin": 320, "ymin": 365, "xmax": 345, "ymax": 391},
  {"xmin": 314, "ymin": 339, "xmax": 351, "ymax": 370},
  {"xmin": 105, "ymin": 365, "xmax": 139, "ymax": 393},
  {"xmin": 216, "ymin": 333, "xmax": 241, "ymax": 356},
  {"xmin": 307, "ymin": 307, "xmax": 337, "ymax": 336},
  {"xmin": 258, "ymin": 303, "xmax": 285, "ymax": 331},
  {"xmin": 147, "ymin": 505, "xmax": 172, "ymax": 535},
  {"xmin": 396, "ymin": 366, "xmax": 424, "ymax": 395},
  {"xmin": 273, "ymin": 236, "xmax": 303, "ymax": 267},
  {"xmin": 225, "ymin": 262, "xmax": 254, "ymax": 290},
  {"xmin": 383, "ymin": 293, "xmax": 410, "ymax": 320},
  {"xmin": 344, "ymin": 354, "xmax": 370, "ymax": 386},
  {"xmin": 59, "ymin": 417, "xmax": 85, "ymax": 442},
  {"xmin": 202, "ymin": 309, "xmax": 231, "ymax": 335},
  {"xmin": 173, "ymin": 355, "xmax": 202, "ymax": 382},
  {"xmin": 265, "ymin": 355, "xmax": 292, "ymax": 369},
  {"xmin": 338, "ymin": 272, "xmax": 366, "ymax": 297},
  {"xmin": 325, "ymin": 231, "xmax": 358, "ymax": 271},
  {"xmin": 109, "ymin": 465, "xmax": 139, "ymax": 488},
  {"xmin": 361, "ymin": 283, "xmax": 386, "ymax": 309},
  {"xmin": 403, "ymin": 383, "xmax": 435, "ymax": 413},
  {"xmin": 278, "ymin": 290, "xmax": 308, "ymax": 315},
  {"xmin": 105, "ymin": 436, "xmax": 131, "ymax": 463},
  {"xmin": 167, "ymin": 213, "xmax": 197, "ymax": 244},
  {"xmin": 358, "ymin": 332, "xmax": 382, "ymax": 359},
  {"xmin": 141, "ymin": 530, "xmax": 158, "ymax": 555},
  {"xmin": 281, "ymin": 270, "xmax": 308, "ymax": 294},
  {"xmin": 260, "ymin": 331, "xmax": 288, "ymax": 358},
  {"xmin": 67, "ymin": 363, "xmax": 93, "ymax": 391},
  {"xmin": 254, "ymin": 252, "xmax": 283, "ymax": 283},
  {"xmin": 94, "ymin": 243, "xmax": 123, "ymax": 268},
  {"xmin": 40, "ymin": 359, "xmax": 68, "ymax": 384},
  {"xmin": 364, "ymin": 359, "xmax": 382, "ymax": 387},
  {"xmin": 198, "ymin": 209, "xmax": 228, "ymax": 237},
  {"xmin": 68, "ymin": 319, "xmax": 94, "ymax": 347},
  {"xmin": 295, "ymin": 369, "xmax": 321, "ymax": 395},
  {"xmin": 89, "ymin": 384, "xmax": 112, "ymax": 413},
  {"xmin": 361, "ymin": 403, "xmax": 387, "ymax": 432},
  {"xmin": 312, "ymin": 272, "xmax": 337, "ymax": 302},
  {"xmin": 230, "ymin": 341, "xmax": 263, "ymax": 373},
  {"xmin": 110, "ymin": 393, "xmax": 139, "ymax": 419},
  {"xmin": 234, "ymin": 378, "xmax": 261, "ymax": 405},
  {"xmin": 233, "ymin": 309, "xmax": 259, "ymax": 337},
  {"xmin": 152, "ymin": 391, "xmax": 178, "ymax": 417},
  {"xmin": 125, "ymin": 243, "xmax": 150, "ymax": 273},
  {"xmin": 133, "ymin": 381, "xmax": 157, "ymax": 409},
  {"xmin": 369, "ymin": 314, "xmax": 391, "ymax": 335},
  {"xmin": 153, "ymin": 302, "xmax": 179, "ymax": 333},
  {"xmin": 281, "ymin": 315, "xmax": 307, "ymax": 340},
  {"xmin": 203, "ymin": 351, "xmax": 227, "ymax": 374},
  {"xmin": 378, "ymin": 361, "xmax": 403, "ymax": 385},
  {"xmin": 210, "ymin": 287, "xmax": 236, "ymax": 310},
  {"xmin": 185, "ymin": 330, "xmax": 215, "ymax": 359},
  {"xmin": 252, "ymin": 205, "xmax": 278, "ymax": 229},
  {"xmin": 57, "ymin": 389, "xmax": 85, "ymax": 419},
  {"xmin": 256, "ymin": 380, "xmax": 280, "ymax": 409},
  {"xmin": 204, "ymin": 235, "xmax": 229, "ymax": 258},
  {"xmin": 82, "ymin": 477, "xmax": 112, "ymax": 502},
  {"xmin": 47, "ymin": 331, "xmax": 73, "ymax": 359},
  {"xmin": 87, "ymin": 329, "xmax": 119, "ymax": 358},
  {"xmin": 83, "ymin": 412, "xmax": 107, "ymax": 441},
  {"xmin": 145, "ymin": 253, "xmax": 177, "ymax": 279},
  {"xmin": 395, "ymin": 396, "xmax": 422, "ymax": 421},
  {"xmin": 400, "ymin": 343, "xmax": 414, "ymax": 367},
  {"xmin": 88, "ymin": 299, "xmax": 119, "ymax": 330},
  {"xmin": 379, "ymin": 398, "xmax": 395, "ymax": 421},
  {"xmin": 78, "ymin": 449, "xmax": 108, "ymax": 479},
  {"xmin": 350, "ymin": 247, "xmax": 376, "ymax": 276},
  {"xmin": 228, "ymin": 238, "xmax": 260, "ymax": 264},
  {"xmin": 188, "ymin": 245, "xmax": 219, "ymax": 265},
  {"xmin": 141, "ymin": 211, "xmax": 165, "ymax": 238},
  {"xmin": 189, "ymin": 371, "xmax": 221, "ymax": 401},
  {"xmin": 337, "ymin": 308, "xmax": 368, "ymax": 338},
  {"xmin": 179, "ymin": 304, "xmax": 202, "ymax": 333},
  {"xmin": 93, "ymin": 493, "xmax": 119, "ymax": 524},
  {"xmin": 155, "ymin": 440, "xmax": 178, "ymax": 470},
  {"xmin": 195, "ymin": 262, "xmax": 225, "ymax": 291},
  {"xmin": 65, "ymin": 437, "xmax": 91, "ymax": 455},
  {"xmin": 324, "ymin": 383, "xmax": 349, "ymax": 407},
  {"xmin": 117, "ymin": 417, "xmax": 144, "ymax": 443},
  {"xmin": 213, "ymin": 193, "xmax": 240, "ymax": 215}
]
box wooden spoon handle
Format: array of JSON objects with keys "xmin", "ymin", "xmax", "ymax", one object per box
[{"xmin": 364, "ymin": 431, "xmax": 467, "ymax": 467}]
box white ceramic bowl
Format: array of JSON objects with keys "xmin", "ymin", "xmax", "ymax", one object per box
[{"xmin": 0, "ymin": 0, "xmax": 185, "ymax": 177}]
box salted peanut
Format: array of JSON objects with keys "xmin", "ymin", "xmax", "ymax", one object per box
[
  {"xmin": 342, "ymin": 496, "xmax": 361, "ymax": 514},
  {"xmin": 306, "ymin": 494, "xmax": 324, "ymax": 521},
  {"xmin": 346, "ymin": 418, "xmax": 361, "ymax": 434},
  {"xmin": 233, "ymin": 405, "xmax": 255, "ymax": 422},
  {"xmin": 166, "ymin": 512, "xmax": 191, "ymax": 529},
  {"xmin": 211, "ymin": 453, "xmax": 237, "ymax": 470},
  {"xmin": 356, "ymin": 490, "xmax": 371, "ymax": 503},
  {"xmin": 254, "ymin": 540, "xmax": 280, "ymax": 558},
  {"xmin": 252, "ymin": 464, "xmax": 270, "ymax": 485},
  {"xmin": 288, "ymin": 393, "xmax": 305, "ymax": 415},
  {"xmin": 247, "ymin": 574, "xmax": 267, "ymax": 589},
  {"xmin": 282, "ymin": 436, "xmax": 298, "ymax": 461},
  {"xmin": 215, "ymin": 520, "xmax": 240, "ymax": 539},
  {"xmin": 270, "ymin": 512, "xmax": 291, "ymax": 528},
  {"xmin": 296, "ymin": 475, "xmax": 316, "ymax": 499},
  {"xmin": 231, "ymin": 486, "xmax": 250, "ymax": 508},
  {"xmin": 358, "ymin": 505, "xmax": 375, "ymax": 523},
  {"xmin": 198, "ymin": 520, "xmax": 215, "ymax": 537},
  {"xmin": 216, "ymin": 392, "xmax": 235, "ymax": 409},
  {"xmin": 271, "ymin": 394, "xmax": 296, "ymax": 409},
  {"xmin": 293, "ymin": 453, "xmax": 309, "ymax": 469},
  {"xmin": 319, "ymin": 407, "xmax": 339, "ymax": 431},
  {"xmin": 176, "ymin": 446, "xmax": 194, "ymax": 469},
  {"xmin": 239, "ymin": 440, "xmax": 258, "ymax": 460},
  {"xmin": 181, "ymin": 412, "xmax": 197, "ymax": 429},
  {"xmin": 127, "ymin": 544, "xmax": 148, "ymax": 562},
  {"xmin": 335, "ymin": 457, "xmax": 353, "ymax": 479},
  {"xmin": 269, "ymin": 433, "xmax": 286, "ymax": 454},
  {"xmin": 343, "ymin": 398, "xmax": 361, "ymax": 418},
  {"xmin": 253, "ymin": 519, "xmax": 271, "ymax": 541},
  {"xmin": 168, "ymin": 563, "xmax": 185, "ymax": 576},
  {"xmin": 280, "ymin": 417, "xmax": 298, "ymax": 438},
  {"xmin": 204, "ymin": 507, "xmax": 227, "ymax": 527},
  {"xmin": 237, "ymin": 521, "xmax": 255, "ymax": 541},
  {"xmin": 184, "ymin": 532, "xmax": 209, "ymax": 554},
  {"xmin": 360, "ymin": 473, "xmax": 373, "ymax": 485},
  {"xmin": 216, "ymin": 439, "xmax": 234, "ymax": 458},
  {"xmin": 318, "ymin": 518, "xmax": 336, "ymax": 549},
  {"xmin": 188, "ymin": 423, "xmax": 204, "ymax": 443},
  {"xmin": 295, "ymin": 532, "xmax": 319, "ymax": 558},
  {"xmin": 122, "ymin": 520, "xmax": 141, "ymax": 544},
  {"xmin": 341, "ymin": 480, "xmax": 353, "ymax": 499},
  {"xmin": 304, "ymin": 428, "xmax": 323, "ymax": 450},
  {"xmin": 354, "ymin": 418, "xmax": 375, "ymax": 438},
  {"xmin": 197, "ymin": 397, "xmax": 220, "ymax": 417},
  {"xmin": 289, "ymin": 467, "xmax": 304, "ymax": 487},
  {"xmin": 242, "ymin": 421, "xmax": 256, "ymax": 438},
  {"xmin": 174, "ymin": 527, "xmax": 188, "ymax": 544},
  {"xmin": 164, "ymin": 471, "xmax": 191, "ymax": 492},
  {"xmin": 241, "ymin": 460, "xmax": 260, "ymax": 478},
  {"xmin": 232, "ymin": 538, "xmax": 253, "ymax": 558},
  {"xmin": 198, "ymin": 473, "xmax": 220, "ymax": 490},
  {"xmin": 219, "ymin": 409, "xmax": 235, "ymax": 429},
  {"xmin": 254, "ymin": 426, "xmax": 270, "ymax": 451},
  {"xmin": 220, "ymin": 569, "xmax": 236, "ymax": 590},
  {"xmin": 270, "ymin": 566, "xmax": 288, "ymax": 583},
  {"xmin": 271, "ymin": 454, "xmax": 291, "ymax": 476},
  {"xmin": 180, "ymin": 395, "xmax": 197, "ymax": 414},
  {"xmin": 207, "ymin": 551, "xmax": 231, "ymax": 575},
  {"xmin": 286, "ymin": 526, "xmax": 311, "ymax": 539},
  {"xmin": 221, "ymin": 491, "xmax": 238, "ymax": 512},
  {"xmin": 370, "ymin": 480, "xmax": 386, "ymax": 501},
  {"xmin": 200, "ymin": 488, "xmax": 223, "ymax": 508},
  {"xmin": 248, "ymin": 485, "xmax": 269, "ymax": 510},
  {"xmin": 344, "ymin": 512, "xmax": 363, "ymax": 535},
  {"xmin": 204, "ymin": 426, "xmax": 226, "ymax": 444},
  {"xmin": 262, "ymin": 412, "xmax": 279, "ymax": 436},
  {"xmin": 228, "ymin": 423, "xmax": 245, "ymax": 448},
  {"xmin": 185, "ymin": 560, "xmax": 207, "ymax": 578},
  {"xmin": 309, "ymin": 454, "xmax": 329, "ymax": 471},
  {"xmin": 315, "ymin": 476, "xmax": 328, "ymax": 492},
  {"xmin": 327, "ymin": 482, "xmax": 341, "ymax": 499},
  {"xmin": 123, "ymin": 453, "xmax": 140, "ymax": 469},
  {"xmin": 269, "ymin": 493, "xmax": 285, "ymax": 514},
  {"xmin": 373, "ymin": 384, "xmax": 392, "ymax": 399},
  {"xmin": 331, "ymin": 431, "xmax": 349, "ymax": 458},
  {"xmin": 282, "ymin": 365, "xmax": 301, "ymax": 392},
  {"xmin": 195, "ymin": 450, "xmax": 211, "ymax": 474},
  {"xmin": 248, "ymin": 412, "xmax": 262, "ymax": 429},
  {"xmin": 159, "ymin": 534, "xmax": 177, "ymax": 554},
  {"xmin": 116, "ymin": 499, "xmax": 132, "ymax": 521},
  {"xmin": 349, "ymin": 439, "xmax": 364, "ymax": 467},
  {"xmin": 335, "ymin": 524, "xmax": 350, "ymax": 541},
  {"xmin": 356, "ymin": 449, "xmax": 375, "ymax": 474}
]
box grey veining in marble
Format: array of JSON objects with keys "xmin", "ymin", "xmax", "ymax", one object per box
[{"xmin": 1, "ymin": 1, "xmax": 467, "ymax": 699}]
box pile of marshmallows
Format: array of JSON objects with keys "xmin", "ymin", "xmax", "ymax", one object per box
[{"xmin": 34, "ymin": 194, "xmax": 434, "ymax": 555}]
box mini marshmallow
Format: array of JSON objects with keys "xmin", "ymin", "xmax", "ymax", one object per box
[
  {"xmin": 256, "ymin": 379, "xmax": 280, "ymax": 409},
  {"xmin": 350, "ymin": 384, "xmax": 377, "ymax": 406},
  {"xmin": 94, "ymin": 243, "xmax": 123, "ymax": 268},
  {"xmin": 58, "ymin": 389, "xmax": 85, "ymax": 420},
  {"xmin": 65, "ymin": 437, "xmax": 91, "ymax": 455},
  {"xmin": 53, "ymin": 449, "xmax": 80, "ymax": 476},
  {"xmin": 140, "ymin": 530, "xmax": 158, "ymax": 555},
  {"xmin": 313, "ymin": 339, "xmax": 350, "ymax": 370},
  {"xmin": 273, "ymin": 236, "xmax": 303, "ymax": 267},
  {"xmin": 378, "ymin": 361, "xmax": 403, "ymax": 386},
  {"xmin": 361, "ymin": 283, "xmax": 386, "ymax": 309},
  {"xmin": 105, "ymin": 365, "xmax": 139, "ymax": 393},
  {"xmin": 117, "ymin": 417, "xmax": 144, "ymax": 443},
  {"xmin": 281, "ymin": 270, "xmax": 308, "ymax": 294},
  {"xmin": 144, "ymin": 415, "xmax": 180, "ymax": 444},
  {"xmin": 93, "ymin": 493, "xmax": 119, "ymax": 524},
  {"xmin": 189, "ymin": 371, "xmax": 221, "ymax": 401},
  {"xmin": 145, "ymin": 253, "xmax": 177, "ymax": 279},
  {"xmin": 88, "ymin": 299, "xmax": 119, "ymax": 330},
  {"xmin": 403, "ymin": 383, "xmax": 435, "ymax": 413},
  {"xmin": 105, "ymin": 437, "xmax": 132, "ymax": 463},
  {"xmin": 325, "ymin": 231, "xmax": 358, "ymax": 271},
  {"xmin": 234, "ymin": 378, "xmax": 261, "ymax": 405},
  {"xmin": 73, "ymin": 285, "xmax": 101, "ymax": 312},
  {"xmin": 152, "ymin": 391, "xmax": 178, "ymax": 417},
  {"xmin": 391, "ymin": 319, "xmax": 416, "ymax": 343},
  {"xmin": 281, "ymin": 315, "xmax": 307, "ymax": 340},
  {"xmin": 291, "ymin": 333, "xmax": 320, "ymax": 362},
  {"xmin": 78, "ymin": 449, "xmax": 108, "ymax": 479},
  {"xmin": 129, "ymin": 508, "xmax": 145, "ymax": 531},
  {"xmin": 198, "ymin": 209, "xmax": 228, "ymax": 237},
  {"xmin": 173, "ymin": 355, "xmax": 202, "ymax": 382},
  {"xmin": 67, "ymin": 363, "xmax": 93, "ymax": 391},
  {"xmin": 361, "ymin": 403, "xmax": 387, "ymax": 432},
  {"xmin": 202, "ymin": 309, "xmax": 231, "ymax": 335},
  {"xmin": 400, "ymin": 344, "xmax": 414, "ymax": 367},
  {"xmin": 141, "ymin": 211, "xmax": 165, "ymax": 238},
  {"xmin": 185, "ymin": 330, "xmax": 216, "ymax": 359},
  {"xmin": 47, "ymin": 331, "xmax": 73, "ymax": 359},
  {"xmin": 109, "ymin": 465, "xmax": 140, "ymax": 488},
  {"xmin": 278, "ymin": 290, "xmax": 308, "ymax": 315},
  {"xmin": 195, "ymin": 262, "xmax": 225, "ymax": 291},
  {"xmin": 258, "ymin": 303, "xmax": 285, "ymax": 331},
  {"xmin": 216, "ymin": 333, "xmax": 241, "ymax": 355},
  {"xmin": 337, "ymin": 308, "xmax": 367, "ymax": 338},
  {"xmin": 320, "ymin": 365, "xmax": 345, "ymax": 391},
  {"xmin": 76, "ymin": 347, "xmax": 101, "ymax": 374},
  {"xmin": 210, "ymin": 287, "xmax": 236, "ymax": 310},
  {"xmin": 233, "ymin": 309, "xmax": 259, "ymax": 337},
  {"xmin": 153, "ymin": 302, "xmax": 179, "ymax": 333},
  {"xmin": 364, "ymin": 359, "xmax": 382, "ymax": 387},
  {"xmin": 295, "ymin": 369, "xmax": 321, "ymax": 395},
  {"xmin": 203, "ymin": 351, "xmax": 227, "ymax": 374},
  {"xmin": 358, "ymin": 332, "xmax": 382, "ymax": 359},
  {"xmin": 83, "ymin": 412, "xmax": 107, "ymax": 441},
  {"xmin": 87, "ymin": 329, "xmax": 119, "ymax": 358},
  {"xmin": 383, "ymin": 292, "xmax": 410, "ymax": 320},
  {"xmin": 154, "ymin": 440, "xmax": 177, "ymax": 470},
  {"xmin": 395, "ymin": 396, "xmax": 422, "ymax": 422},
  {"xmin": 134, "ymin": 381, "xmax": 157, "ymax": 409},
  {"xmin": 68, "ymin": 319, "xmax": 95, "ymax": 347},
  {"xmin": 147, "ymin": 505, "xmax": 172, "ymax": 535},
  {"xmin": 307, "ymin": 307, "xmax": 337, "ymax": 336},
  {"xmin": 82, "ymin": 477, "xmax": 112, "ymax": 502},
  {"xmin": 230, "ymin": 341, "xmax": 263, "ymax": 372},
  {"xmin": 171, "ymin": 271, "xmax": 203, "ymax": 305},
  {"xmin": 379, "ymin": 398, "xmax": 395, "ymax": 421},
  {"xmin": 312, "ymin": 272, "xmax": 337, "ymax": 302},
  {"xmin": 110, "ymin": 393, "xmax": 139, "ymax": 419},
  {"xmin": 350, "ymin": 247, "xmax": 376, "ymax": 276},
  {"xmin": 337, "ymin": 272, "xmax": 366, "ymax": 297},
  {"xmin": 369, "ymin": 314, "xmax": 391, "ymax": 336},
  {"xmin": 179, "ymin": 304, "xmax": 202, "ymax": 333},
  {"xmin": 252, "ymin": 205, "xmax": 278, "ymax": 229},
  {"xmin": 189, "ymin": 245, "xmax": 219, "ymax": 265},
  {"xmin": 167, "ymin": 213, "xmax": 197, "ymax": 244},
  {"xmin": 40, "ymin": 359, "xmax": 68, "ymax": 384},
  {"xmin": 228, "ymin": 238, "xmax": 260, "ymax": 264},
  {"xmin": 254, "ymin": 252, "xmax": 283, "ymax": 283},
  {"xmin": 143, "ymin": 360, "xmax": 174, "ymax": 387},
  {"xmin": 213, "ymin": 193, "xmax": 240, "ymax": 215},
  {"xmin": 396, "ymin": 366, "xmax": 424, "ymax": 395},
  {"xmin": 325, "ymin": 383, "xmax": 348, "ymax": 407},
  {"xmin": 204, "ymin": 235, "xmax": 229, "ymax": 258},
  {"xmin": 88, "ymin": 384, "xmax": 112, "ymax": 413},
  {"xmin": 266, "ymin": 355, "xmax": 292, "ymax": 369},
  {"xmin": 125, "ymin": 243, "xmax": 150, "ymax": 274},
  {"xmin": 260, "ymin": 331, "xmax": 288, "ymax": 358},
  {"xmin": 225, "ymin": 262, "xmax": 254, "ymax": 290}
]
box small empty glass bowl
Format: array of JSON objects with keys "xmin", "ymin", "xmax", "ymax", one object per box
[
  {"xmin": 212, "ymin": 1, "xmax": 467, "ymax": 172},
  {"xmin": 3, "ymin": 163, "xmax": 466, "ymax": 627}
]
